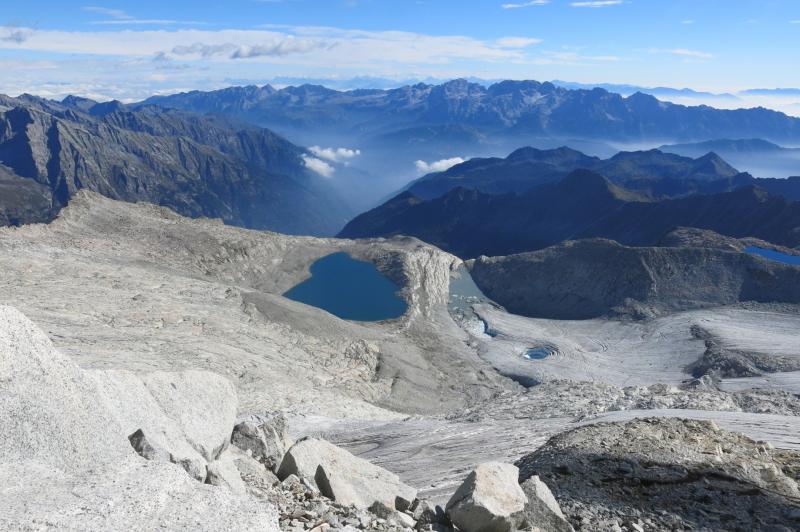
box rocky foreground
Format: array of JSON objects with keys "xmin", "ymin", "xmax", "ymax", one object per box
[
  {"xmin": 2, "ymin": 193, "xmax": 799, "ymax": 530},
  {"xmin": 4, "ymin": 305, "xmax": 798, "ymax": 531}
]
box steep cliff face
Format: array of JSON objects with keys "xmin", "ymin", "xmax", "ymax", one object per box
[{"xmin": 0, "ymin": 96, "xmax": 352, "ymax": 235}]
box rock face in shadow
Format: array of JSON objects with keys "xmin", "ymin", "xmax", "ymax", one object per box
[
  {"xmin": 0, "ymin": 95, "xmax": 351, "ymax": 235},
  {"xmin": 515, "ymin": 418, "xmax": 800, "ymax": 532},
  {"xmin": 0, "ymin": 164, "xmax": 54, "ymax": 225},
  {"xmin": 468, "ymin": 238, "xmax": 800, "ymax": 319}
]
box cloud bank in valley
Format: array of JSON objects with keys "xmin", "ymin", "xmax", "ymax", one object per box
[{"xmin": 415, "ymin": 157, "xmax": 466, "ymax": 174}]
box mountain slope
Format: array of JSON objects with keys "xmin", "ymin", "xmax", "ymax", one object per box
[
  {"xmin": 660, "ymin": 138, "xmax": 800, "ymax": 181},
  {"xmin": 142, "ymin": 80, "xmax": 800, "ymax": 143},
  {"xmin": 404, "ymin": 147, "xmax": 745, "ymax": 201},
  {"xmin": 0, "ymin": 95, "xmax": 352, "ymax": 235},
  {"xmin": 340, "ymin": 169, "xmax": 800, "ymax": 258},
  {"xmin": 341, "ymin": 170, "xmax": 634, "ymax": 258}
]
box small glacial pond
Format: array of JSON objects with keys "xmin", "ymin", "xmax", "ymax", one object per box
[
  {"xmin": 283, "ymin": 252, "xmax": 407, "ymax": 322},
  {"xmin": 523, "ymin": 348, "xmax": 551, "ymax": 360},
  {"xmin": 745, "ymin": 246, "xmax": 800, "ymax": 266}
]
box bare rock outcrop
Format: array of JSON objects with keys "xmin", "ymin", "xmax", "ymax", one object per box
[
  {"xmin": 277, "ymin": 437, "xmax": 418, "ymax": 511},
  {"xmin": 515, "ymin": 418, "xmax": 800, "ymax": 531},
  {"xmin": 0, "ymin": 305, "xmax": 279, "ymax": 531},
  {"xmin": 469, "ymin": 238, "xmax": 800, "ymax": 319},
  {"xmin": 232, "ymin": 412, "xmax": 293, "ymax": 471}
]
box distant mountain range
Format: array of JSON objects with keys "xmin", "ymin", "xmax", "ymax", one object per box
[
  {"xmin": 340, "ymin": 147, "xmax": 800, "ymax": 258},
  {"xmin": 141, "ymin": 79, "xmax": 800, "ymax": 143},
  {"xmin": 0, "ymin": 94, "xmax": 352, "ymax": 235},
  {"xmin": 220, "ymin": 76, "xmax": 797, "ymax": 103},
  {"xmin": 661, "ymin": 139, "xmax": 800, "ymax": 181},
  {"xmin": 550, "ymin": 80, "xmax": 738, "ymax": 100}
]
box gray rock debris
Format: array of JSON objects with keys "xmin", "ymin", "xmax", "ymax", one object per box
[
  {"xmin": 232, "ymin": 412, "xmax": 293, "ymax": 471},
  {"xmin": 516, "ymin": 417, "xmax": 800, "ymax": 531},
  {"xmin": 277, "ymin": 437, "xmax": 418, "ymax": 511},
  {"xmin": 446, "ymin": 462, "xmax": 527, "ymax": 532}
]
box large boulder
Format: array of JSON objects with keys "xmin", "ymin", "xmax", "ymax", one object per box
[
  {"xmin": 231, "ymin": 412, "xmax": 292, "ymax": 471},
  {"xmin": 518, "ymin": 476, "xmax": 573, "ymax": 532},
  {"xmin": 0, "ymin": 306, "xmax": 279, "ymax": 530},
  {"xmin": 445, "ymin": 462, "xmax": 527, "ymax": 532},
  {"xmin": 277, "ymin": 437, "xmax": 417, "ymax": 510}
]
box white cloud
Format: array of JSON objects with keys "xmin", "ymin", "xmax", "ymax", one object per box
[
  {"xmin": 302, "ymin": 155, "xmax": 335, "ymax": 177},
  {"xmin": 82, "ymin": 5, "xmax": 204, "ymax": 26},
  {"xmin": 649, "ymin": 48, "xmax": 714, "ymax": 60},
  {"xmin": 309, "ymin": 146, "xmax": 361, "ymax": 163},
  {"xmin": 495, "ymin": 37, "xmax": 543, "ymax": 48},
  {"xmin": 83, "ymin": 6, "xmax": 131, "ymax": 19},
  {"xmin": 570, "ymin": 1, "xmax": 624, "ymax": 7},
  {"xmin": 171, "ymin": 38, "xmax": 326, "ymax": 59},
  {"xmin": 536, "ymin": 51, "xmax": 621, "ymax": 64},
  {"xmin": 0, "ymin": 26, "xmax": 531, "ymax": 66},
  {"xmin": 415, "ymin": 157, "xmax": 466, "ymax": 174},
  {"xmin": 501, "ymin": 0, "xmax": 550, "ymax": 9},
  {"xmin": 681, "ymin": 20, "xmax": 695, "ymax": 25}
]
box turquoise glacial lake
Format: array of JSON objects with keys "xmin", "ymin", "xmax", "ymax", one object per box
[
  {"xmin": 745, "ymin": 246, "xmax": 800, "ymax": 266},
  {"xmin": 283, "ymin": 252, "xmax": 407, "ymax": 321}
]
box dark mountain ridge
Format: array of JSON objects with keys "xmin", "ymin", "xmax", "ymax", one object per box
[
  {"xmin": 340, "ymin": 149, "xmax": 800, "ymax": 258},
  {"xmin": 402, "ymin": 146, "xmax": 746, "ymax": 201},
  {"xmin": 0, "ymin": 94, "xmax": 352, "ymax": 235}
]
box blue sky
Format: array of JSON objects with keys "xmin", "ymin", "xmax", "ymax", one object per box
[{"xmin": 1, "ymin": 0, "xmax": 799, "ymax": 104}]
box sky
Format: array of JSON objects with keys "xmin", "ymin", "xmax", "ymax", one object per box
[{"xmin": 1, "ymin": 0, "xmax": 799, "ymax": 105}]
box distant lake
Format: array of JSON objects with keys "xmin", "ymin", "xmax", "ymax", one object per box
[
  {"xmin": 745, "ymin": 246, "xmax": 800, "ymax": 266},
  {"xmin": 283, "ymin": 252, "xmax": 407, "ymax": 321}
]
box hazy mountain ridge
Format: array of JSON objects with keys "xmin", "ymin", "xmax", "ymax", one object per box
[
  {"xmin": 404, "ymin": 146, "xmax": 745, "ymax": 201},
  {"xmin": 142, "ymin": 79, "xmax": 800, "ymax": 143},
  {"xmin": 661, "ymin": 138, "xmax": 800, "ymax": 182},
  {"xmin": 0, "ymin": 94, "xmax": 352, "ymax": 235}
]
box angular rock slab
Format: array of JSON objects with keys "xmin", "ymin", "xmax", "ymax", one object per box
[
  {"xmin": 518, "ymin": 476, "xmax": 573, "ymax": 532},
  {"xmin": 446, "ymin": 462, "xmax": 527, "ymax": 532},
  {"xmin": 231, "ymin": 412, "xmax": 292, "ymax": 471},
  {"xmin": 0, "ymin": 306, "xmax": 279, "ymax": 531},
  {"xmin": 277, "ymin": 437, "xmax": 417, "ymax": 510}
]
